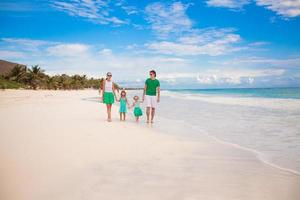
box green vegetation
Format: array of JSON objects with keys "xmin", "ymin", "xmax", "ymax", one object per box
[
  {"xmin": 0, "ymin": 76, "xmax": 24, "ymax": 89},
  {"xmin": 1, "ymin": 65, "xmax": 120, "ymax": 90}
]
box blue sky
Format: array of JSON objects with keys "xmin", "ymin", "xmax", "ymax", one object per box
[{"xmin": 1, "ymin": 0, "xmax": 300, "ymax": 88}]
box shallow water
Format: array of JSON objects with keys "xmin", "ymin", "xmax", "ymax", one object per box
[{"xmin": 151, "ymin": 90, "xmax": 300, "ymax": 175}]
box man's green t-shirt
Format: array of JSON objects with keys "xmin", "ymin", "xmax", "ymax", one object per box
[{"xmin": 145, "ymin": 78, "xmax": 160, "ymax": 96}]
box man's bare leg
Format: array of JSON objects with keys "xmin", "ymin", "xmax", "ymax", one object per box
[
  {"xmin": 146, "ymin": 107, "xmax": 150, "ymax": 123},
  {"xmin": 151, "ymin": 108, "xmax": 155, "ymax": 123}
]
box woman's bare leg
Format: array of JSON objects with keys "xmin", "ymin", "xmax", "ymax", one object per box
[
  {"xmin": 107, "ymin": 104, "xmax": 112, "ymax": 122},
  {"xmin": 106, "ymin": 104, "xmax": 110, "ymax": 121}
]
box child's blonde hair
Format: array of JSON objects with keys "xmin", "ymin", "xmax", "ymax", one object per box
[{"xmin": 133, "ymin": 95, "xmax": 139, "ymax": 101}]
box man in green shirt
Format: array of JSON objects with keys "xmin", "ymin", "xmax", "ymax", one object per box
[{"xmin": 142, "ymin": 70, "xmax": 160, "ymax": 123}]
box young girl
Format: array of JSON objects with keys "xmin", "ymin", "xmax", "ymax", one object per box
[
  {"xmin": 131, "ymin": 95, "xmax": 143, "ymax": 122},
  {"xmin": 117, "ymin": 90, "xmax": 129, "ymax": 121}
]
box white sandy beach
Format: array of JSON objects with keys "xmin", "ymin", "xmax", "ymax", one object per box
[{"xmin": 1, "ymin": 89, "xmax": 300, "ymax": 200}]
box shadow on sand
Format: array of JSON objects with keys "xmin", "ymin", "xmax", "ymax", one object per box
[{"xmin": 81, "ymin": 96, "xmax": 101, "ymax": 103}]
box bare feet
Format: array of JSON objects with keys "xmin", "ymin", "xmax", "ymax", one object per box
[{"xmin": 107, "ymin": 118, "xmax": 112, "ymax": 122}]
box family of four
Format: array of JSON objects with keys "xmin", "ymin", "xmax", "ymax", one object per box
[{"xmin": 101, "ymin": 70, "xmax": 160, "ymax": 123}]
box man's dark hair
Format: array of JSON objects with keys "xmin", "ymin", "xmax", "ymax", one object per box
[{"xmin": 150, "ymin": 70, "xmax": 156, "ymax": 77}]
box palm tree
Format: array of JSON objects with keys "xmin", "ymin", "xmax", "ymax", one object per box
[
  {"xmin": 27, "ymin": 65, "xmax": 46, "ymax": 89},
  {"xmin": 49, "ymin": 75, "xmax": 61, "ymax": 90},
  {"xmin": 7, "ymin": 65, "xmax": 27, "ymax": 83},
  {"xmin": 59, "ymin": 74, "xmax": 72, "ymax": 90},
  {"xmin": 4, "ymin": 63, "xmax": 123, "ymax": 90}
]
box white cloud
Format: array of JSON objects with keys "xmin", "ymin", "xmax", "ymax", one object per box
[
  {"xmin": 206, "ymin": 0, "xmax": 250, "ymax": 9},
  {"xmin": 159, "ymin": 68, "xmax": 285, "ymax": 85},
  {"xmin": 1, "ymin": 38, "xmax": 58, "ymax": 52},
  {"xmin": 126, "ymin": 44, "xmax": 138, "ymax": 50},
  {"xmin": 99, "ymin": 48, "xmax": 113, "ymax": 56},
  {"xmin": 115, "ymin": 0, "xmax": 139, "ymax": 15},
  {"xmin": 178, "ymin": 28, "xmax": 237, "ymax": 44},
  {"xmin": 0, "ymin": 50, "xmax": 25, "ymax": 59},
  {"xmin": 212, "ymin": 57, "xmax": 300, "ymax": 68},
  {"xmin": 196, "ymin": 68, "xmax": 285, "ymax": 84},
  {"xmin": 1, "ymin": 38, "xmax": 54, "ymax": 47},
  {"xmin": 47, "ymin": 44, "xmax": 90, "ymax": 57},
  {"xmin": 121, "ymin": 5, "xmax": 139, "ymax": 15},
  {"xmin": 256, "ymin": 0, "xmax": 300, "ymax": 18},
  {"xmin": 0, "ymin": 37, "xmax": 192, "ymax": 79},
  {"xmin": 144, "ymin": 2, "xmax": 245, "ymax": 56},
  {"xmin": 206, "ymin": 0, "xmax": 300, "ymax": 17},
  {"xmin": 248, "ymin": 41, "xmax": 270, "ymax": 46},
  {"xmin": 1, "ymin": 37, "xmax": 297, "ymax": 87},
  {"xmin": 147, "ymin": 29, "xmax": 243, "ymax": 56},
  {"xmin": 145, "ymin": 2, "xmax": 192, "ymax": 38},
  {"xmin": 52, "ymin": 0, "xmax": 128, "ymax": 25}
]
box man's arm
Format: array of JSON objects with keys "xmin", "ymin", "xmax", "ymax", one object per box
[
  {"xmin": 157, "ymin": 86, "xmax": 160, "ymax": 103},
  {"xmin": 142, "ymin": 84, "xmax": 147, "ymax": 102}
]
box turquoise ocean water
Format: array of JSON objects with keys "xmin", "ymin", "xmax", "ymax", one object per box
[
  {"xmin": 151, "ymin": 87, "xmax": 300, "ymax": 175},
  {"xmin": 168, "ymin": 87, "xmax": 300, "ymax": 99}
]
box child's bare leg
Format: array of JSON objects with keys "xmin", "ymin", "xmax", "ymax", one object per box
[
  {"xmin": 151, "ymin": 108, "xmax": 155, "ymax": 123},
  {"xmin": 119, "ymin": 113, "xmax": 122, "ymax": 121},
  {"xmin": 146, "ymin": 107, "xmax": 150, "ymax": 123},
  {"xmin": 123, "ymin": 113, "xmax": 126, "ymax": 121},
  {"xmin": 136, "ymin": 117, "xmax": 139, "ymax": 122}
]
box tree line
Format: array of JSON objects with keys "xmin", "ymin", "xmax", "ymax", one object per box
[{"xmin": 0, "ymin": 65, "xmax": 120, "ymax": 90}]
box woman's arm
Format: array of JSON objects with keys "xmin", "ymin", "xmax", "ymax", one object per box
[
  {"xmin": 102, "ymin": 80, "xmax": 106, "ymax": 102},
  {"xmin": 112, "ymin": 82, "xmax": 118, "ymax": 100}
]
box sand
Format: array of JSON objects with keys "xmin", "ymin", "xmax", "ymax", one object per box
[{"xmin": 1, "ymin": 89, "xmax": 300, "ymax": 200}]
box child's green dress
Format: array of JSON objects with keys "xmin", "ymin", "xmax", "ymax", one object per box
[
  {"xmin": 133, "ymin": 102, "xmax": 143, "ymax": 117},
  {"xmin": 119, "ymin": 98, "xmax": 127, "ymax": 113}
]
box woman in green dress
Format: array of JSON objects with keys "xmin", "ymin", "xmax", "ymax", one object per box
[{"xmin": 101, "ymin": 72, "xmax": 117, "ymax": 122}]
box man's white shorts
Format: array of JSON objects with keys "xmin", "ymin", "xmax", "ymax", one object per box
[{"xmin": 145, "ymin": 95, "xmax": 157, "ymax": 108}]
